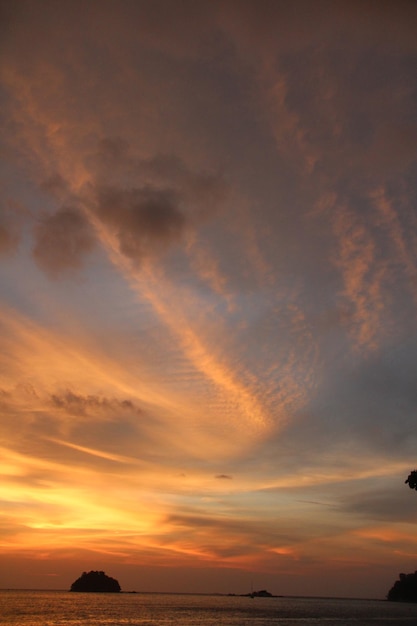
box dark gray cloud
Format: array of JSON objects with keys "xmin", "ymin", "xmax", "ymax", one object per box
[
  {"xmin": 32, "ymin": 207, "xmax": 95, "ymax": 277},
  {"xmin": 92, "ymin": 138, "xmax": 227, "ymax": 218},
  {"xmin": 50, "ymin": 390, "xmax": 141, "ymax": 418},
  {"xmin": 32, "ymin": 141, "xmax": 227, "ymax": 277},
  {"xmin": 87, "ymin": 139, "xmax": 227, "ymax": 265},
  {"xmin": 95, "ymin": 185, "xmax": 186, "ymax": 263},
  {"xmin": 46, "ymin": 391, "xmax": 149, "ymax": 465}
]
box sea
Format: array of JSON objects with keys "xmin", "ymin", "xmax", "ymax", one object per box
[{"xmin": 1, "ymin": 590, "xmax": 417, "ymax": 626}]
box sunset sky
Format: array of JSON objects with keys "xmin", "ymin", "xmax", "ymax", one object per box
[{"xmin": 1, "ymin": 0, "xmax": 417, "ymax": 598}]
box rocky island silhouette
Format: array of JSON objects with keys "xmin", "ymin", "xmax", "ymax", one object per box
[{"xmin": 70, "ymin": 570, "xmax": 121, "ymax": 592}]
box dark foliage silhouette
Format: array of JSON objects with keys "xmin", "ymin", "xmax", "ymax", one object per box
[
  {"xmin": 70, "ymin": 570, "xmax": 121, "ymax": 592},
  {"xmin": 405, "ymin": 471, "xmax": 417, "ymax": 491},
  {"xmin": 387, "ymin": 571, "xmax": 417, "ymax": 602},
  {"xmin": 386, "ymin": 475, "xmax": 417, "ymax": 602}
]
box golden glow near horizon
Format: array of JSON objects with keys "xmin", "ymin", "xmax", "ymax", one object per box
[{"xmin": 1, "ymin": 0, "xmax": 417, "ymax": 598}]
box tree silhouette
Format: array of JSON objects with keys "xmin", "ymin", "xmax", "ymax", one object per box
[
  {"xmin": 387, "ymin": 572, "xmax": 417, "ymax": 602},
  {"xmin": 405, "ymin": 471, "xmax": 417, "ymax": 491},
  {"xmin": 386, "ymin": 473, "xmax": 417, "ymax": 601}
]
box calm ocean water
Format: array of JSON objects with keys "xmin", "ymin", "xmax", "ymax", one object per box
[{"xmin": 1, "ymin": 590, "xmax": 417, "ymax": 626}]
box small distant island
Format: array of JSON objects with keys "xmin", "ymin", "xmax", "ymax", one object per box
[
  {"xmin": 227, "ymin": 589, "xmax": 275, "ymax": 598},
  {"xmin": 245, "ymin": 589, "xmax": 274, "ymax": 598},
  {"xmin": 70, "ymin": 570, "xmax": 121, "ymax": 593},
  {"xmin": 387, "ymin": 571, "xmax": 417, "ymax": 602}
]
